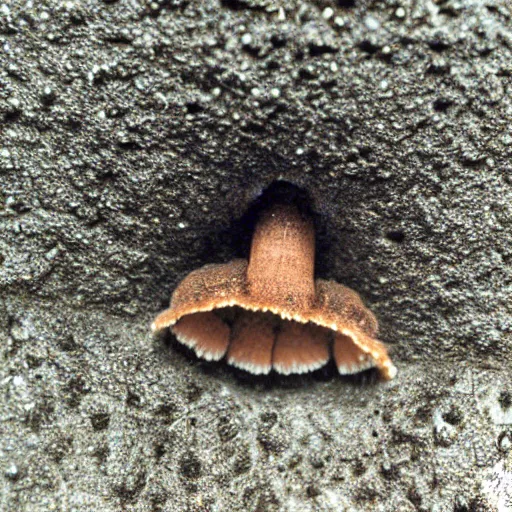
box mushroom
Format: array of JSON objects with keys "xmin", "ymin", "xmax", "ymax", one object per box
[{"xmin": 152, "ymin": 204, "xmax": 397, "ymax": 380}]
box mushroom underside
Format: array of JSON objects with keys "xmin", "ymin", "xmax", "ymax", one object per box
[{"xmin": 171, "ymin": 306, "xmax": 377, "ymax": 376}]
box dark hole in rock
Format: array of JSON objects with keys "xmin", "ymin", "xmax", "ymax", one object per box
[
  {"xmin": 90, "ymin": 413, "xmax": 110, "ymax": 431},
  {"xmin": 498, "ymin": 391, "xmax": 512, "ymax": 409},
  {"xmin": 433, "ymin": 98, "xmax": 453, "ymax": 112},
  {"xmin": 338, "ymin": 0, "xmax": 356, "ymax": 7},
  {"xmin": 185, "ymin": 102, "xmax": 204, "ymax": 114},
  {"xmin": 442, "ymin": 407, "xmax": 464, "ymax": 426},
  {"xmin": 180, "ymin": 452, "xmax": 202, "ymax": 479},
  {"xmin": 386, "ymin": 230, "xmax": 405, "ymax": 243}
]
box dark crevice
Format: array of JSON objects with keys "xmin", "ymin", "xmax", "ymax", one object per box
[
  {"xmin": 338, "ymin": 0, "xmax": 356, "ymax": 7},
  {"xmin": 220, "ymin": 0, "xmax": 267, "ymax": 11},
  {"xmin": 386, "ymin": 231, "xmax": 405, "ymax": 243},
  {"xmin": 359, "ymin": 40, "xmax": 381, "ymax": 55},
  {"xmin": 433, "ymin": 98, "xmax": 453, "ymax": 112},
  {"xmin": 185, "ymin": 102, "xmax": 204, "ymax": 114},
  {"xmin": 270, "ymin": 35, "xmax": 287, "ymax": 49},
  {"xmin": 241, "ymin": 121, "xmax": 266, "ymax": 134},
  {"xmin": 309, "ymin": 43, "xmax": 338, "ymax": 57},
  {"xmin": 428, "ymin": 41, "xmax": 451, "ymax": 53}
]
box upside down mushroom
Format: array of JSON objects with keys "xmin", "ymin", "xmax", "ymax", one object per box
[{"xmin": 152, "ymin": 203, "xmax": 396, "ymax": 380}]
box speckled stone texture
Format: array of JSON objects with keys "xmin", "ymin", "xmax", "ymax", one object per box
[{"xmin": 1, "ymin": 1, "xmax": 511, "ymax": 511}]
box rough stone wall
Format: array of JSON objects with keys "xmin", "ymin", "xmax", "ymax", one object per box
[{"xmin": 1, "ymin": 0, "xmax": 511, "ymax": 510}]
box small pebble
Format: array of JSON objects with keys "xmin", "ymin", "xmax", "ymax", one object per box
[
  {"xmin": 7, "ymin": 97, "xmax": 21, "ymax": 111},
  {"xmin": 365, "ymin": 15, "xmax": 380, "ymax": 31},
  {"xmin": 13, "ymin": 375, "xmax": 25, "ymax": 386},
  {"xmin": 499, "ymin": 434, "xmax": 511, "ymax": 452},
  {"xmin": 45, "ymin": 247, "xmax": 60, "ymax": 261},
  {"xmin": 322, "ymin": 7, "xmax": 334, "ymax": 20},
  {"xmin": 241, "ymin": 33, "xmax": 252, "ymax": 45},
  {"xmin": 4, "ymin": 463, "xmax": 19, "ymax": 480}
]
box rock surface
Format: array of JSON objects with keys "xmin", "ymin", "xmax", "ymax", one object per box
[{"xmin": 1, "ymin": 0, "xmax": 511, "ymax": 510}]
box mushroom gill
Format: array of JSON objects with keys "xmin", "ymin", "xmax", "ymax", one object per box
[{"xmin": 152, "ymin": 204, "xmax": 397, "ymax": 380}]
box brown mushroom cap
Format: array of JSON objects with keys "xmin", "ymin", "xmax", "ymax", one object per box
[{"xmin": 152, "ymin": 205, "xmax": 396, "ymax": 380}]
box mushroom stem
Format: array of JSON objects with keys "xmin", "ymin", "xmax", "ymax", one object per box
[{"xmin": 247, "ymin": 204, "xmax": 316, "ymax": 310}]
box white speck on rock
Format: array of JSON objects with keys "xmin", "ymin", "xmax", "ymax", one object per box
[
  {"xmin": 499, "ymin": 435, "xmax": 511, "ymax": 452},
  {"xmin": 45, "ymin": 247, "xmax": 59, "ymax": 260},
  {"xmin": 365, "ymin": 15, "xmax": 380, "ymax": 31},
  {"xmin": 322, "ymin": 7, "xmax": 334, "ymax": 20},
  {"xmin": 241, "ymin": 33, "xmax": 252, "ymax": 45},
  {"xmin": 12, "ymin": 375, "xmax": 25, "ymax": 387},
  {"xmin": 270, "ymin": 88, "xmax": 281, "ymax": 98},
  {"xmin": 10, "ymin": 323, "xmax": 31, "ymax": 342},
  {"xmin": 5, "ymin": 463, "xmax": 18, "ymax": 479}
]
